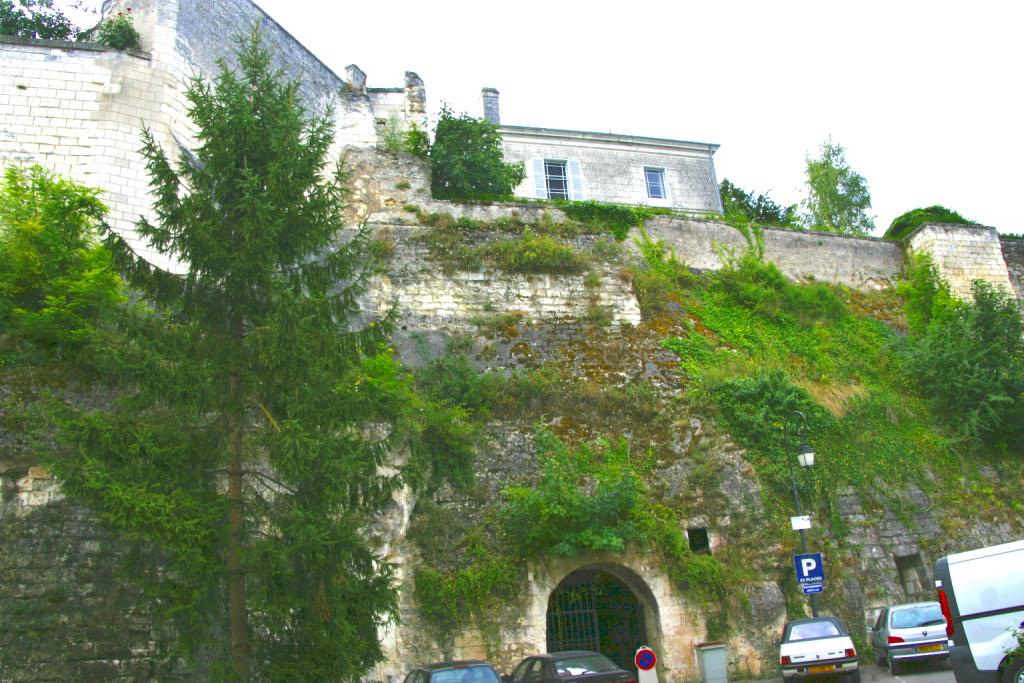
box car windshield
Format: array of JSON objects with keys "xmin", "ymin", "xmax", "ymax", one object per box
[
  {"xmin": 432, "ymin": 666, "xmax": 501, "ymax": 683},
  {"xmin": 787, "ymin": 621, "xmax": 841, "ymax": 641},
  {"xmin": 554, "ymin": 654, "xmax": 618, "ymax": 678},
  {"xmin": 891, "ymin": 605, "xmax": 945, "ymax": 629}
]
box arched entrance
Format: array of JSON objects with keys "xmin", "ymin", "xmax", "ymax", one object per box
[{"xmin": 546, "ymin": 568, "xmax": 648, "ymax": 674}]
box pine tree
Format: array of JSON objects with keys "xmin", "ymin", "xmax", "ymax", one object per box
[{"xmin": 44, "ymin": 30, "xmax": 417, "ymax": 681}]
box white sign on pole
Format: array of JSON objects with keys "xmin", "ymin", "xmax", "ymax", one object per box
[{"xmin": 790, "ymin": 515, "xmax": 811, "ymax": 531}]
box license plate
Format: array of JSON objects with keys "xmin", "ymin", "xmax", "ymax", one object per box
[
  {"xmin": 808, "ymin": 665, "xmax": 835, "ymax": 673},
  {"xmin": 917, "ymin": 643, "xmax": 943, "ymax": 653}
]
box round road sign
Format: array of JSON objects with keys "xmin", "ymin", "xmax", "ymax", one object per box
[{"xmin": 635, "ymin": 647, "xmax": 657, "ymax": 671}]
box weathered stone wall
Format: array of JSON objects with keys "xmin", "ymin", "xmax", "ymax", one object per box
[
  {"xmin": 0, "ymin": 471, "xmax": 197, "ymax": 682},
  {"xmin": 640, "ymin": 217, "xmax": 906, "ymax": 290},
  {"xmin": 906, "ymin": 223, "xmax": 1014, "ymax": 300},
  {"xmin": 0, "ymin": 37, "xmax": 184, "ymax": 271},
  {"xmin": 0, "ymin": 0, "xmax": 421, "ymax": 272},
  {"xmin": 502, "ymin": 130, "xmax": 721, "ymax": 213},
  {"xmin": 1000, "ymin": 237, "xmax": 1024, "ymax": 299},
  {"xmin": 368, "ymin": 224, "xmax": 641, "ymax": 331}
]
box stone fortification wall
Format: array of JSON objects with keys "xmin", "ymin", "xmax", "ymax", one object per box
[
  {"xmin": 366, "ymin": 221, "xmax": 642, "ymax": 332},
  {"xmin": 0, "ymin": 36, "xmax": 184, "ymax": 271},
  {"xmin": 906, "ymin": 223, "xmax": 1014, "ymax": 300},
  {"xmin": 641, "ymin": 216, "xmax": 905, "ymax": 290},
  {"xmin": 1000, "ymin": 237, "xmax": 1024, "ymax": 299},
  {"xmin": 1, "ymin": 0, "xmax": 421, "ymax": 272},
  {"xmin": 0, "ymin": 471, "xmax": 195, "ymax": 681}
]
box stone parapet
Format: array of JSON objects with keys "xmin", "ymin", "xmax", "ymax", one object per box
[{"xmin": 639, "ymin": 217, "xmax": 905, "ymax": 290}]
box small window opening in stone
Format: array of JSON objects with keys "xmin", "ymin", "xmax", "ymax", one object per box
[
  {"xmin": 687, "ymin": 527, "xmax": 710, "ymax": 553},
  {"xmin": 895, "ymin": 553, "xmax": 927, "ymax": 598}
]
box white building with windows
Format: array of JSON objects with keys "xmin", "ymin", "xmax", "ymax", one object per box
[{"xmin": 481, "ymin": 89, "xmax": 723, "ymax": 213}]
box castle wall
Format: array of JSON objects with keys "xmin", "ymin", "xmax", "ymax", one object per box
[
  {"xmin": 1000, "ymin": 237, "xmax": 1024, "ymax": 300},
  {"xmin": 906, "ymin": 223, "xmax": 1014, "ymax": 300},
  {"xmin": 369, "ymin": 225, "xmax": 642, "ymax": 331},
  {"xmin": 641, "ymin": 216, "xmax": 906, "ymax": 290},
  {"xmin": 0, "ymin": 37, "xmax": 185, "ymax": 272}
]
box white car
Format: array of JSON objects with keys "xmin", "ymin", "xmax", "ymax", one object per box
[{"xmin": 780, "ymin": 617, "xmax": 860, "ymax": 683}]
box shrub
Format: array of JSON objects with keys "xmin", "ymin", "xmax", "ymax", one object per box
[
  {"xmin": 403, "ymin": 124, "xmax": 429, "ymax": 160},
  {"xmin": 903, "ymin": 280, "xmax": 1024, "ymax": 447},
  {"xmin": 561, "ymin": 201, "xmax": 645, "ymax": 240},
  {"xmin": 719, "ymin": 179, "xmax": 797, "ymax": 227},
  {"xmin": 379, "ymin": 113, "xmax": 406, "ymax": 154},
  {"xmin": 500, "ymin": 430, "xmax": 646, "ymax": 557},
  {"xmin": 897, "ymin": 253, "xmax": 956, "ymax": 334},
  {"xmin": 0, "ymin": 165, "xmax": 123, "ymax": 357},
  {"xmin": 94, "ymin": 9, "xmax": 140, "ymax": 50},
  {"xmin": 885, "ymin": 205, "xmax": 972, "ymax": 240},
  {"xmin": 428, "ymin": 105, "xmax": 525, "ymax": 200},
  {"xmin": 715, "ymin": 251, "xmax": 846, "ymax": 325},
  {"xmin": 481, "ymin": 230, "xmax": 588, "ymax": 274}
]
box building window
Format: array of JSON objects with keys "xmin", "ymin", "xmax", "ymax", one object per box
[
  {"xmin": 687, "ymin": 527, "xmax": 710, "ymax": 554},
  {"xmin": 895, "ymin": 553, "xmax": 927, "ymax": 597},
  {"xmin": 545, "ymin": 160, "xmax": 569, "ymax": 200},
  {"xmin": 645, "ymin": 168, "xmax": 666, "ymax": 199}
]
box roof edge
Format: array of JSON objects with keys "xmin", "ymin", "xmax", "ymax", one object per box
[{"xmin": 499, "ymin": 124, "xmax": 719, "ymax": 154}]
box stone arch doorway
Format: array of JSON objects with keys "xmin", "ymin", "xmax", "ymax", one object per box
[{"xmin": 546, "ymin": 566, "xmax": 655, "ymax": 674}]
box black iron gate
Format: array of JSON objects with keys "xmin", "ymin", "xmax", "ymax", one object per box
[{"xmin": 546, "ymin": 570, "xmax": 647, "ymax": 674}]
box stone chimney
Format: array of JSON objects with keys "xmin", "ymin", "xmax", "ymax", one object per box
[
  {"xmin": 345, "ymin": 64, "xmax": 367, "ymax": 94},
  {"xmin": 405, "ymin": 71, "xmax": 427, "ymax": 131},
  {"xmin": 481, "ymin": 87, "xmax": 500, "ymax": 125}
]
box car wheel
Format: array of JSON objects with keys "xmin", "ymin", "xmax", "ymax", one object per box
[
  {"xmin": 887, "ymin": 652, "xmax": 901, "ymax": 676},
  {"xmin": 848, "ymin": 669, "xmax": 861, "ymax": 683},
  {"xmin": 1002, "ymin": 658, "xmax": 1024, "ymax": 683},
  {"xmin": 874, "ymin": 648, "xmax": 886, "ymax": 666}
]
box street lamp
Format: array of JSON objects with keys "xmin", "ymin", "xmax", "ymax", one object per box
[{"xmin": 784, "ymin": 410, "xmax": 818, "ymax": 617}]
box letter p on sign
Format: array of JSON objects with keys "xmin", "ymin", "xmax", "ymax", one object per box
[{"xmin": 793, "ymin": 552, "xmax": 825, "ymax": 585}]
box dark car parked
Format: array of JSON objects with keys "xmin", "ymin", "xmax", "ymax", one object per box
[
  {"xmin": 504, "ymin": 651, "xmax": 636, "ymax": 683},
  {"xmin": 404, "ymin": 660, "xmax": 503, "ymax": 683}
]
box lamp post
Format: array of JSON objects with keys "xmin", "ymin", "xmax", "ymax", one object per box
[{"xmin": 784, "ymin": 410, "xmax": 818, "ymax": 617}]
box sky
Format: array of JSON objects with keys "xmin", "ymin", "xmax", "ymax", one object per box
[{"xmin": 62, "ymin": 1, "xmax": 1024, "ymax": 235}]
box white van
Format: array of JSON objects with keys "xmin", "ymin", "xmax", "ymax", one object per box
[{"xmin": 934, "ymin": 540, "xmax": 1024, "ymax": 683}]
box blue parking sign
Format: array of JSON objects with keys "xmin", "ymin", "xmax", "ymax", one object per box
[{"xmin": 793, "ymin": 553, "xmax": 824, "ymax": 594}]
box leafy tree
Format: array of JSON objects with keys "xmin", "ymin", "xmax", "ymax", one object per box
[
  {"xmin": 801, "ymin": 139, "xmax": 874, "ymax": 235},
  {"xmin": 428, "ymin": 105, "xmax": 525, "ymax": 200},
  {"xmin": 0, "ymin": 165, "xmax": 122, "ymax": 357},
  {"xmin": 884, "ymin": 205, "xmax": 972, "ymax": 240},
  {"xmin": 41, "ymin": 31, "xmax": 459, "ymax": 682},
  {"xmin": 719, "ymin": 179, "xmax": 797, "ymax": 227},
  {"xmin": 0, "ymin": 0, "xmax": 76, "ymax": 39},
  {"xmin": 903, "ymin": 279, "xmax": 1024, "ymax": 449}
]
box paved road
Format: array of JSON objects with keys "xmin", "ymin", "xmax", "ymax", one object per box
[{"xmin": 742, "ymin": 662, "xmax": 955, "ymax": 683}]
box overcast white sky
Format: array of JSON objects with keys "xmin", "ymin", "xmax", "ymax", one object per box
[{"xmin": 64, "ymin": 1, "xmax": 1024, "ymax": 234}]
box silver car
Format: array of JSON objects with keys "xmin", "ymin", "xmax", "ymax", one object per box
[{"xmin": 869, "ymin": 601, "xmax": 950, "ymax": 674}]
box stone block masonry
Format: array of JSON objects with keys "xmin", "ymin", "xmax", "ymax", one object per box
[
  {"xmin": 907, "ymin": 223, "xmax": 1014, "ymax": 300},
  {"xmin": 367, "ymin": 223, "xmax": 642, "ymax": 331},
  {"xmin": 1000, "ymin": 236, "xmax": 1024, "ymax": 300},
  {"xmin": 641, "ymin": 216, "xmax": 906, "ymax": 290}
]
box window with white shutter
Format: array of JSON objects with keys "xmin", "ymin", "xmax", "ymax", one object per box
[
  {"xmin": 532, "ymin": 159, "xmax": 547, "ymax": 199},
  {"xmin": 568, "ymin": 160, "xmax": 583, "ymax": 200}
]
